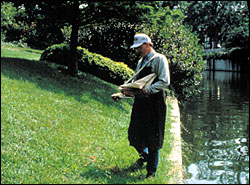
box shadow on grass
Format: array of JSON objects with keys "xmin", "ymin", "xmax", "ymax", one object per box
[
  {"xmin": 79, "ymin": 165, "xmax": 144, "ymax": 184},
  {"xmin": 1, "ymin": 57, "xmax": 132, "ymax": 112}
]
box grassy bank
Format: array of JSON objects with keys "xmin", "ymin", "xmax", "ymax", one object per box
[{"xmin": 1, "ymin": 45, "xmax": 174, "ymax": 184}]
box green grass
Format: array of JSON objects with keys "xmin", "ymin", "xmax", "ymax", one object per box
[
  {"xmin": 1, "ymin": 44, "xmax": 43, "ymax": 61},
  {"xmin": 1, "ymin": 45, "xmax": 174, "ymax": 184}
]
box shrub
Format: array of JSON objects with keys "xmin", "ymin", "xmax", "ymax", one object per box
[
  {"xmin": 202, "ymin": 51, "xmax": 229, "ymax": 60},
  {"xmin": 40, "ymin": 44, "xmax": 134, "ymax": 85},
  {"xmin": 202, "ymin": 47, "xmax": 249, "ymax": 61},
  {"xmin": 140, "ymin": 7, "xmax": 206, "ymax": 101},
  {"xmin": 78, "ymin": 22, "xmax": 138, "ymax": 69},
  {"xmin": 40, "ymin": 43, "xmax": 71, "ymax": 66}
]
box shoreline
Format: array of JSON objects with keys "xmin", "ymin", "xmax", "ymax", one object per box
[{"xmin": 167, "ymin": 97, "xmax": 183, "ymax": 184}]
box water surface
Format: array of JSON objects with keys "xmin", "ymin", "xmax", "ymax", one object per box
[{"xmin": 180, "ymin": 70, "xmax": 249, "ymax": 184}]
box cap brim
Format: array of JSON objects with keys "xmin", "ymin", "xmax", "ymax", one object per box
[{"xmin": 130, "ymin": 42, "xmax": 143, "ymax": 49}]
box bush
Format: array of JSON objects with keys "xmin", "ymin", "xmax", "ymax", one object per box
[
  {"xmin": 78, "ymin": 22, "xmax": 138, "ymax": 70},
  {"xmin": 40, "ymin": 43, "xmax": 134, "ymax": 85},
  {"xmin": 203, "ymin": 51, "xmax": 229, "ymax": 60},
  {"xmin": 140, "ymin": 7, "xmax": 206, "ymax": 101},
  {"xmin": 202, "ymin": 47, "xmax": 249, "ymax": 61},
  {"xmin": 40, "ymin": 43, "xmax": 71, "ymax": 66}
]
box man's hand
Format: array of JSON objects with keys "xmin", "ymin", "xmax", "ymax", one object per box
[
  {"xmin": 111, "ymin": 93, "xmax": 122, "ymax": 102},
  {"xmin": 112, "ymin": 96, "xmax": 121, "ymax": 102}
]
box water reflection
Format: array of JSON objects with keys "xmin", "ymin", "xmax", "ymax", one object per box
[
  {"xmin": 180, "ymin": 70, "xmax": 249, "ymax": 184},
  {"xmin": 206, "ymin": 59, "xmax": 242, "ymax": 72}
]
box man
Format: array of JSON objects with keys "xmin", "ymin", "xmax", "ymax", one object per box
[{"xmin": 114, "ymin": 33, "xmax": 170, "ymax": 178}]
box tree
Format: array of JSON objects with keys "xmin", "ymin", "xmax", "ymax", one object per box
[
  {"xmin": 1, "ymin": 1, "xmax": 26, "ymax": 42},
  {"xmin": 68, "ymin": 1, "xmax": 80, "ymax": 76},
  {"xmin": 183, "ymin": 1, "xmax": 249, "ymax": 49},
  {"xmin": 9, "ymin": 1, "xmax": 150, "ymax": 75},
  {"xmin": 220, "ymin": 1, "xmax": 249, "ymax": 48}
]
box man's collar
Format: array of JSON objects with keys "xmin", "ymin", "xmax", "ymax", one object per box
[{"xmin": 145, "ymin": 50, "xmax": 155, "ymax": 60}]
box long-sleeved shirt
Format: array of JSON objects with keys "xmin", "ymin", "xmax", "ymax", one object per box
[{"xmin": 133, "ymin": 49, "xmax": 170, "ymax": 94}]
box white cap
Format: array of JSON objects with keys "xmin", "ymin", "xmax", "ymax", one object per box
[{"xmin": 130, "ymin": 33, "xmax": 152, "ymax": 49}]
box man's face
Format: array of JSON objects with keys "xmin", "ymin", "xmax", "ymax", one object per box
[{"xmin": 137, "ymin": 43, "xmax": 148, "ymax": 57}]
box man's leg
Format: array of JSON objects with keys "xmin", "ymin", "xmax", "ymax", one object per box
[
  {"xmin": 135, "ymin": 146, "xmax": 149, "ymax": 162},
  {"xmin": 130, "ymin": 146, "xmax": 149, "ymax": 170},
  {"xmin": 146, "ymin": 148, "xmax": 159, "ymax": 178}
]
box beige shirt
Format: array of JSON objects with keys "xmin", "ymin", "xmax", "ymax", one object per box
[{"xmin": 133, "ymin": 50, "xmax": 170, "ymax": 94}]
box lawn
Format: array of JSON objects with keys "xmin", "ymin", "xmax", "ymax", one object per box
[{"xmin": 1, "ymin": 45, "xmax": 174, "ymax": 184}]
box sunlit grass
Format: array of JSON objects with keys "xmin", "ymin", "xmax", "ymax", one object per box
[
  {"xmin": 1, "ymin": 44, "xmax": 42, "ymax": 61},
  {"xmin": 1, "ymin": 45, "xmax": 174, "ymax": 184}
]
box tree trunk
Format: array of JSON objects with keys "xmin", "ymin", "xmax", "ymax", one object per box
[{"xmin": 68, "ymin": 1, "xmax": 79, "ymax": 76}]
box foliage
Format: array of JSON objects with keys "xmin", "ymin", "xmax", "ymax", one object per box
[
  {"xmin": 78, "ymin": 22, "xmax": 138, "ymax": 69},
  {"xmin": 1, "ymin": 1, "xmax": 23, "ymax": 41},
  {"xmin": 1, "ymin": 1, "xmax": 16, "ymax": 26},
  {"xmin": 77, "ymin": 47, "xmax": 134, "ymax": 85},
  {"xmin": 3, "ymin": 1, "xmax": 149, "ymax": 50},
  {"xmin": 203, "ymin": 47, "xmax": 249, "ymax": 61},
  {"xmin": 40, "ymin": 44, "xmax": 134, "ymax": 85},
  {"xmin": 40, "ymin": 43, "xmax": 71, "ymax": 66},
  {"xmin": 76, "ymin": 1, "xmax": 155, "ymax": 69},
  {"xmin": 183, "ymin": 1, "xmax": 249, "ymax": 49},
  {"xmin": 77, "ymin": 2, "xmax": 206, "ymax": 101},
  {"xmin": 1, "ymin": 1, "xmax": 65, "ymax": 49},
  {"xmin": 138, "ymin": 5, "xmax": 206, "ymax": 101},
  {"xmin": 203, "ymin": 51, "xmax": 229, "ymax": 60}
]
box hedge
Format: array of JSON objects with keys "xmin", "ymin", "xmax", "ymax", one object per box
[{"xmin": 40, "ymin": 43, "xmax": 134, "ymax": 85}]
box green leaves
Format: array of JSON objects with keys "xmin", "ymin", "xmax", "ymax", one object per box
[
  {"xmin": 137, "ymin": 7, "xmax": 205, "ymax": 101},
  {"xmin": 40, "ymin": 43, "xmax": 134, "ymax": 85},
  {"xmin": 184, "ymin": 1, "xmax": 249, "ymax": 48}
]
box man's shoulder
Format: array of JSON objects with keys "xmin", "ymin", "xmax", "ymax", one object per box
[{"xmin": 153, "ymin": 52, "xmax": 168, "ymax": 61}]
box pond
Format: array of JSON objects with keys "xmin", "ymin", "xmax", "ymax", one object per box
[{"xmin": 180, "ymin": 68, "xmax": 249, "ymax": 184}]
